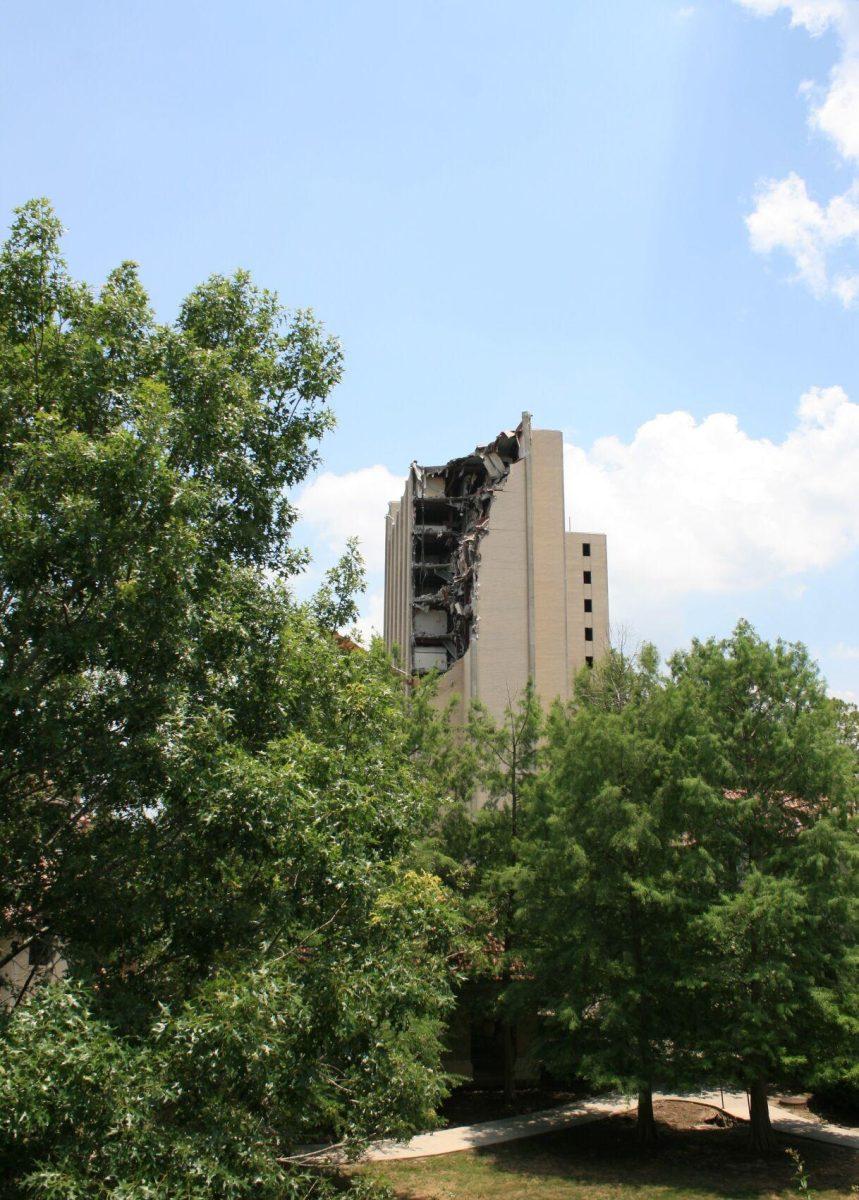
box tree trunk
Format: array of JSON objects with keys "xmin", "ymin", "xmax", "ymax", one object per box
[
  {"xmin": 637, "ymin": 1085, "xmax": 657, "ymax": 1148},
  {"xmin": 502, "ymin": 1017, "xmax": 517, "ymax": 1104},
  {"xmin": 748, "ymin": 1077, "xmax": 774, "ymax": 1153}
]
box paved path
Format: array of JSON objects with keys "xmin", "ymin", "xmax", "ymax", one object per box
[
  {"xmin": 360, "ymin": 1095, "xmax": 634, "ymax": 1162},
  {"xmin": 680, "ymin": 1090, "xmax": 859, "ymax": 1153},
  {"xmin": 353, "ymin": 1090, "xmax": 859, "ymax": 1162}
]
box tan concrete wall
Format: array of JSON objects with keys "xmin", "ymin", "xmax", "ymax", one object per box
[
  {"xmin": 434, "ymin": 649, "xmax": 470, "ymax": 723},
  {"xmin": 384, "ymin": 500, "xmax": 398, "ymax": 653},
  {"xmin": 400, "ymin": 478, "xmax": 413, "ymax": 667},
  {"xmin": 566, "ymin": 530, "xmax": 609, "ymax": 678},
  {"xmin": 470, "ymin": 457, "xmax": 531, "ymax": 724},
  {"xmin": 528, "ymin": 429, "xmax": 571, "ymax": 707},
  {"xmin": 384, "ymin": 477, "xmax": 415, "ymax": 672},
  {"xmin": 589, "ymin": 533, "xmax": 610, "ymax": 657},
  {"xmin": 383, "ymin": 419, "xmax": 610, "ymax": 724}
]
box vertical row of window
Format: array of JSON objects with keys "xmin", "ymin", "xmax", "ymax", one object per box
[{"xmin": 583, "ymin": 543, "xmax": 593, "ymax": 668}]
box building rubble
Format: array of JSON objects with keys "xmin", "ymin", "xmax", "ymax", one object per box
[{"xmin": 410, "ymin": 424, "xmax": 521, "ymax": 673}]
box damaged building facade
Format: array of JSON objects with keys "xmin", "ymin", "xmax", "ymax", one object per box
[
  {"xmin": 383, "ymin": 413, "xmax": 609, "ymax": 725},
  {"xmin": 384, "ymin": 413, "xmax": 610, "ymax": 1086}
]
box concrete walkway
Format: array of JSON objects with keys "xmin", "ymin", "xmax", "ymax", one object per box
[
  {"xmin": 361, "ymin": 1095, "xmax": 633, "ymax": 1162},
  {"xmin": 354, "ymin": 1090, "xmax": 859, "ymax": 1162},
  {"xmin": 675, "ymin": 1090, "xmax": 859, "ymax": 1153}
]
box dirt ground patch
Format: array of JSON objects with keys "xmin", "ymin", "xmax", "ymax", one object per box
[{"xmin": 363, "ymin": 1099, "xmax": 859, "ymax": 1200}]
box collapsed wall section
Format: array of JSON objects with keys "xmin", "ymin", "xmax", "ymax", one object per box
[{"xmin": 410, "ymin": 425, "xmax": 521, "ymax": 674}]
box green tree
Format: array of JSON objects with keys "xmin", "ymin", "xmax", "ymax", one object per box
[
  {"xmin": 670, "ymin": 622, "xmax": 859, "ymax": 1152},
  {"xmin": 312, "ymin": 536, "xmax": 366, "ymax": 633},
  {"xmin": 830, "ymin": 696, "xmax": 859, "ymax": 763},
  {"xmin": 519, "ymin": 647, "xmax": 709, "ymax": 1145},
  {"xmin": 0, "ymin": 200, "xmax": 454, "ymax": 1198},
  {"xmin": 466, "ymin": 681, "xmax": 542, "ymax": 1103},
  {"xmin": 404, "ymin": 672, "xmax": 483, "ymax": 883},
  {"xmin": 406, "ymin": 679, "xmax": 542, "ymax": 1104}
]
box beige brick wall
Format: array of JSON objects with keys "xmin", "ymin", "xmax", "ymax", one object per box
[
  {"xmin": 470, "ymin": 458, "xmax": 531, "ymax": 723},
  {"xmin": 384, "ymin": 480, "xmax": 414, "ymax": 671},
  {"xmin": 528, "ymin": 429, "xmax": 572, "ymax": 707},
  {"xmin": 383, "ymin": 416, "xmax": 609, "ymax": 730},
  {"xmin": 566, "ymin": 531, "xmax": 609, "ymax": 679},
  {"xmin": 435, "ymin": 650, "xmax": 470, "ymax": 720}
]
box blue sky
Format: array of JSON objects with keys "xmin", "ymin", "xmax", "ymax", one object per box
[{"xmin": 3, "ymin": 0, "xmax": 858, "ymax": 697}]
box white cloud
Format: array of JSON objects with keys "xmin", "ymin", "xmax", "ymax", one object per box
[
  {"xmin": 738, "ymin": 0, "xmax": 859, "ymax": 302},
  {"xmin": 296, "ymin": 464, "xmax": 404, "ymax": 572},
  {"xmin": 564, "ymin": 386, "xmax": 859, "ymax": 604},
  {"xmin": 295, "ymin": 391, "xmax": 859, "ymax": 651},
  {"xmin": 738, "ymin": 1, "xmax": 850, "ymax": 40},
  {"xmin": 832, "ymin": 641, "xmax": 859, "ymax": 658},
  {"xmin": 833, "ymin": 270, "xmax": 859, "ymax": 301},
  {"xmin": 737, "ymin": 1, "xmax": 859, "ymax": 158},
  {"xmin": 746, "ymin": 174, "xmax": 859, "ymax": 301},
  {"xmin": 353, "ymin": 588, "xmax": 385, "ymax": 645}
]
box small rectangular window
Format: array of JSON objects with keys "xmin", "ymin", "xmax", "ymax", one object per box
[
  {"xmin": 583, "ymin": 570, "xmax": 591, "ymax": 584},
  {"xmin": 585, "ymin": 655, "xmax": 594, "ymax": 668},
  {"xmin": 584, "ymin": 598, "xmax": 592, "ymax": 613},
  {"xmin": 582, "ymin": 542, "xmax": 591, "ymax": 556},
  {"xmin": 584, "ymin": 627, "xmax": 594, "ymax": 642}
]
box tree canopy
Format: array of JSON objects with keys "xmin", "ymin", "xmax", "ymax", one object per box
[
  {"xmin": 2, "ymin": 199, "xmax": 857, "ymax": 1187},
  {"xmin": 518, "ymin": 628, "xmax": 857, "ymax": 1150},
  {"xmin": 518, "ymin": 647, "xmax": 709, "ymax": 1144},
  {"xmin": 669, "ymin": 622, "xmax": 859, "ymax": 1149},
  {"xmin": 0, "ymin": 199, "xmax": 455, "ymax": 1199}
]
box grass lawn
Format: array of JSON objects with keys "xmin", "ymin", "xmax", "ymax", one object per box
[{"xmin": 361, "ymin": 1101, "xmax": 859, "ymax": 1200}]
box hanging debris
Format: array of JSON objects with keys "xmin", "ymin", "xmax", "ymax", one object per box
[{"xmin": 410, "ymin": 423, "xmax": 522, "ymax": 673}]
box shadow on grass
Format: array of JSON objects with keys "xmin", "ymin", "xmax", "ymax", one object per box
[
  {"xmin": 808, "ymin": 1093, "xmax": 859, "ymax": 1130},
  {"xmin": 466, "ymin": 1103, "xmax": 859, "ymax": 1199},
  {"xmin": 439, "ymin": 1086, "xmax": 586, "ymax": 1129}
]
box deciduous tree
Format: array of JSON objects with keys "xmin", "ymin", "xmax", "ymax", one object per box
[
  {"xmin": 519, "ymin": 648, "xmax": 709, "ymax": 1145},
  {"xmin": 466, "ymin": 682, "xmax": 542, "ymax": 1103},
  {"xmin": 0, "ymin": 200, "xmax": 455, "ymax": 1199},
  {"xmin": 670, "ymin": 622, "xmax": 859, "ymax": 1152}
]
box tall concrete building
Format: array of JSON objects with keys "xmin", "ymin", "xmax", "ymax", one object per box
[{"xmin": 383, "ymin": 413, "xmax": 609, "ymax": 721}]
